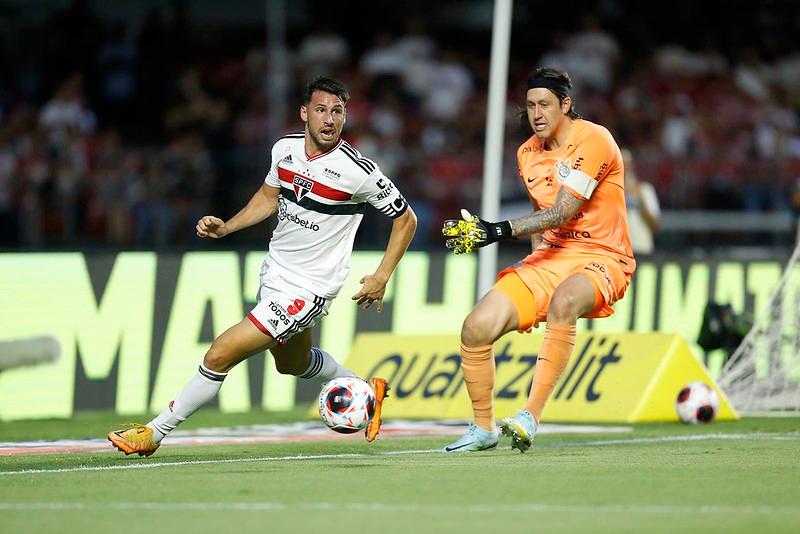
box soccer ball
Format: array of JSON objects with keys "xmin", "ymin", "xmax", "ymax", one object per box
[
  {"xmin": 318, "ymin": 377, "xmax": 376, "ymax": 434},
  {"xmin": 675, "ymin": 381, "xmax": 720, "ymax": 424}
]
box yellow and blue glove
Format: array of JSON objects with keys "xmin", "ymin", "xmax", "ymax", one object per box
[{"xmin": 442, "ymin": 209, "xmax": 513, "ymax": 254}]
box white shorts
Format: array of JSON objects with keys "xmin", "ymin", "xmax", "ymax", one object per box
[{"xmin": 247, "ymin": 264, "xmax": 332, "ymax": 344}]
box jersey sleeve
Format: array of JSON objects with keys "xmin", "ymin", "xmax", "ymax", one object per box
[
  {"xmin": 560, "ymin": 128, "xmax": 619, "ymax": 200},
  {"xmin": 357, "ymin": 167, "xmax": 409, "ymax": 219},
  {"xmin": 264, "ymin": 141, "xmax": 282, "ymax": 188}
]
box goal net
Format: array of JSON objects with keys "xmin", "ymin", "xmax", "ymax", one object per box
[{"xmin": 718, "ymin": 243, "xmax": 800, "ymax": 413}]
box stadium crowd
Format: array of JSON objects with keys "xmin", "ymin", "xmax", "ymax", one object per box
[{"xmin": 1, "ymin": 1, "xmax": 799, "ymax": 249}]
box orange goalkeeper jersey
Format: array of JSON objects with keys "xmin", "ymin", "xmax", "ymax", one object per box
[{"xmin": 517, "ymin": 119, "xmax": 635, "ymax": 274}]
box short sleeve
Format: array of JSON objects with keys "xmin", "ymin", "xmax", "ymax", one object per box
[
  {"xmin": 560, "ymin": 129, "xmax": 618, "ymax": 200},
  {"xmin": 264, "ymin": 142, "xmax": 282, "ymax": 188},
  {"xmin": 357, "ymin": 168, "xmax": 409, "ymax": 219}
]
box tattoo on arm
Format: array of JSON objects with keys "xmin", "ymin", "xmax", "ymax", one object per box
[
  {"xmin": 530, "ymin": 233, "xmax": 543, "ymax": 252},
  {"xmin": 510, "ymin": 188, "xmax": 584, "ymax": 237}
]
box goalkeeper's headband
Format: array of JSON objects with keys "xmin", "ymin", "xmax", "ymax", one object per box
[{"xmin": 527, "ymin": 77, "xmax": 570, "ymax": 97}]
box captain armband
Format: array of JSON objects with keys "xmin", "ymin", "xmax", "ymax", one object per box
[{"xmin": 563, "ymin": 168, "xmax": 598, "ymax": 199}]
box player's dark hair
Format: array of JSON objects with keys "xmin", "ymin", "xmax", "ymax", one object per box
[
  {"xmin": 303, "ymin": 76, "xmax": 350, "ymax": 105},
  {"xmin": 526, "ymin": 67, "xmax": 581, "ymax": 119}
]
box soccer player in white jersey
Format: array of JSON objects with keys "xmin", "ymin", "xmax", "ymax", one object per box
[{"xmin": 108, "ymin": 77, "xmax": 417, "ymax": 456}]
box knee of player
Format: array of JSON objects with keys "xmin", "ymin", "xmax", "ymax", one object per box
[
  {"xmin": 203, "ymin": 342, "xmax": 233, "ymax": 372},
  {"xmin": 461, "ymin": 312, "xmax": 491, "ymax": 346},
  {"xmin": 547, "ymin": 292, "xmax": 584, "ymax": 322}
]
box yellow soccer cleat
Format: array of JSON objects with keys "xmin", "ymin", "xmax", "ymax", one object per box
[
  {"xmin": 107, "ymin": 423, "xmax": 160, "ymax": 457},
  {"xmin": 499, "ymin": 409, "xmax": 538, "ymax": 453},
  {"xmin": 365, "ymin": 377, "xmax": 390, "ymax": 443}
]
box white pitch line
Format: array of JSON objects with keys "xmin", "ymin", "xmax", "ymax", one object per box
[
  {"xmin": 1, "ymin": 433, "xmax": 797, "ymax": 477},
  {"xmin": 551, "ymin": 431, "xmax": 800, "ymax": 448},
  {"xmin": 0, "ymin": 501, "xmax": 799, "ymax": 516},
  {"xmin": 0, "ymin": 449, "xmax": 441, "ymax": 476}
]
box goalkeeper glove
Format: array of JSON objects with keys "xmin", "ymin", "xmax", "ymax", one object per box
[{"xmin": 442, "ymin": 209, "xmax": 513, "ymax": 254}]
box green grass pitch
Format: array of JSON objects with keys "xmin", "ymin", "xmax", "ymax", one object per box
[{"xmin": 1, "ymin": 411, "xmax": 798, "ymax": 533}]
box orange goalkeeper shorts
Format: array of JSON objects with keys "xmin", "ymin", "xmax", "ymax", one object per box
[{"xmin": 494, "ymin": 248, "xmax": 633, "ymax": 330}]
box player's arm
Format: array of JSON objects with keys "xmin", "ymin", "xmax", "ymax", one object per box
[
  {"xmin": 530, "ymin": 234, "xmax": 543, "ymax": 252},
  {"xmin": 352, "ymin": 207, "xmax": 417, "ymax": 311},
  {"xmin": 510, "ymin": 187, "xmax": 583, "ymax": 236},
  {"xmin": 196, "ymin": 184, "xmax": 279, "ymax": 239},
  {"xmin": 442, "ymin": 188, "xmax": 583, "ymax": 254},
  {"xmin": 529, "ymin": 197, "xmax": 543, "ymax": 252},
  {"xmin": 444, "ymin": 133, "xmax": 613, "ymax": 253}
]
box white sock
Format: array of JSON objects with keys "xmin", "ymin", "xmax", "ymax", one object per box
[
  {"xmin": 298, "ymin": 347, "xmax": 355, "ymax": 384},
  {"xmin": 148, "ymin": 364, "xmax": 227, "ymax": 443}
]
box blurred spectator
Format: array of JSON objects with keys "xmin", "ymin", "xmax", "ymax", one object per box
[
  {"xmin": 38, "ymin": 73, "xmax": 96, "ymax": 138},
  {"xmin": 734, "ymin": 48, "xmax": 772, "ymax": 103},
  {"xmin": 296, "ymin": 25, "xmax": 350, "ymax": 78},
  {"xmin": 660, "ymin": 94, "xmax": 698, "ymax": 158},
  {"xmin": 623, "ymin": 148, "xmax": 661, "ymax": 255},
  {"xmin": 164, "ymin": 69, "xmax": 230, "ymax": 138},
  {"xmin": 1, "ymin": 1, "xmax": 799, "ymax": 250},
  {"xmin": 422, "ymin": 51, "xmax": 474, "ymax": 121},
  {"xmin": 360, "ymin": 32, "xmax": 406, "ymax": 79},
  {"xmin": 563, "ymin": 15, "xmax": 620, "ymax": 94},
  {"xmin": 96, "ymin": 23, "xmax": 138, "ymax": 129}
]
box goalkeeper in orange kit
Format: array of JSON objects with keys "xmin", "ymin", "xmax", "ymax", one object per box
[{"xmin": 442, "ymin": 67, "xmax": 635, "ymax": 453}]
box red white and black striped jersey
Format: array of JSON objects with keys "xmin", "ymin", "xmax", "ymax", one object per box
[{"xmin": 263, "ymin": 133, "xmax": 408, "ymax": 298}]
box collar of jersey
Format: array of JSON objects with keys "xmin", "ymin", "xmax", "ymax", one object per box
[{"xmin": 305, "ymin": 138, "xmax": 343, "ymax": 161}]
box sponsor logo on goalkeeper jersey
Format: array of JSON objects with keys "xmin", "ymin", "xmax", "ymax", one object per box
[{"xmin": 552, "ymin": 229, "xmax": 591, "ymax": 239}]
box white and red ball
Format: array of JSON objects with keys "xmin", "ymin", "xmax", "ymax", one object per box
[
  {"xmin": 318, "ymin": 377, "xmax": 376, "ymax": 434},
  {"xmin": 676, "ymin": 381, "xmax": 720, "ymax": 424}
]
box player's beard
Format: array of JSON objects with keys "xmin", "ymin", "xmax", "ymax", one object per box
[{"xmin": 309, "ymin": 127, "xmax": 340, "ymax": 152}]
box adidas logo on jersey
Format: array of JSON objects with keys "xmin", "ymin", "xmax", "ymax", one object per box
[
  {"xmin": 281, "ymin": 154, "xmax": 293, "ymax": 164},
  {"xmin": 268, "ymin": 318, "xmax": 279, "ymax": 328}
]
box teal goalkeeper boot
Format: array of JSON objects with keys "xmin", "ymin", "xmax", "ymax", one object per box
[
  {"xmin": 443, "ymin": 423, "xmax": 499, "ymax": 453},
  {"xmin": 499, "ymin": 409, "xmax": 538, "ymax": 453}
]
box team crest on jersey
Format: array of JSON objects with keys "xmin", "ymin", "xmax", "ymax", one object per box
[
  {"xmin": 556, "ymin": 160, "xmax": 571, "ymax": 182},
  {"xmin": 293, "ymin": 175, "xmax": 313, "ymax": 200}
]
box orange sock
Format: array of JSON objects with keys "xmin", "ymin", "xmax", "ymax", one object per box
[
  {"xmin": 460, "ymin": 343, "xmax": 495, "ymax": 431},
  {"xmin": 526, "ymin": 323, "xmax": 576, "ymax": 423}
]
